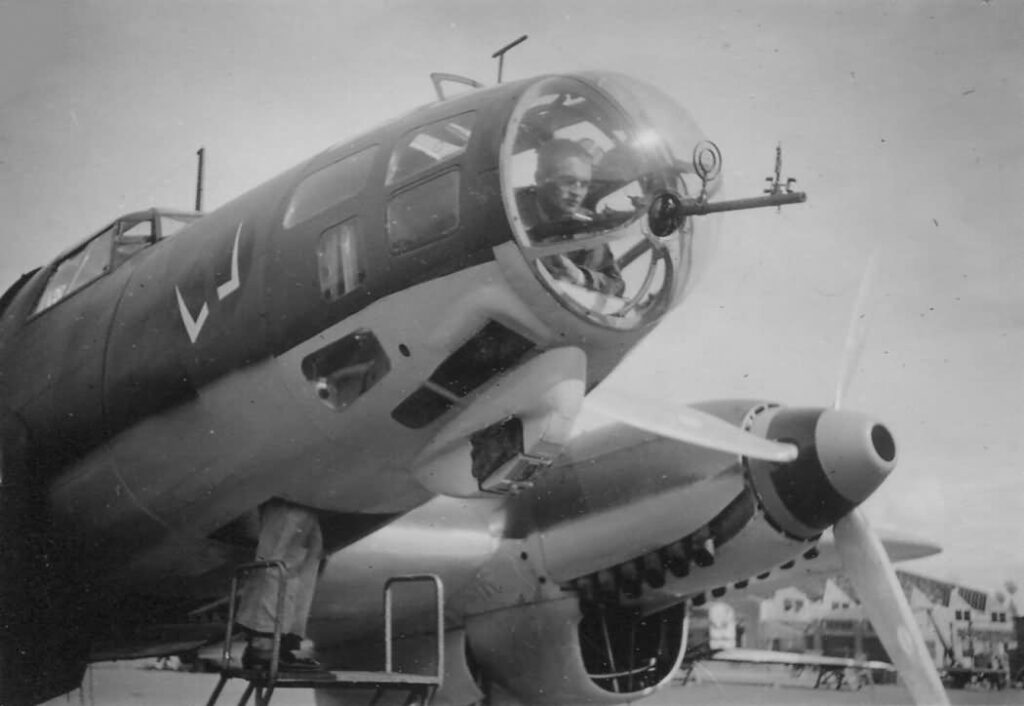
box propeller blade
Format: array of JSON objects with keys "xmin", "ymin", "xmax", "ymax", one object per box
[
  {"xmin": 834, "ymin": 509, "xmax": 949, "ymax": 705},
  {"xmin": 833, "ymin": 251, "xmax": 879, "ymax": 410},
  {"xmin": 588, "ymin": 392, "xmax": 799, "ymax": 463}
]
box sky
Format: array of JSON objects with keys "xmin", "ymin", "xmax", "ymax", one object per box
[{"xmin": 1, "ymin": 1, "xmax": 1021, "ymax": 597}]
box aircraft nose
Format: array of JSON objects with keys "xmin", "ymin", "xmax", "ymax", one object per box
[{"xmin": 746, "ymin": 407, "xmax": 897, "ymax": 540}]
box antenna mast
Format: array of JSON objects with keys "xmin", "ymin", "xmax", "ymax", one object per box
[
  {"xmin": 195, "ymin": 147, "xmax": 205, "ymax": 212},
  {"xmin": 492, "ymin": 35, "xmax": 528, "ymax": 84}
]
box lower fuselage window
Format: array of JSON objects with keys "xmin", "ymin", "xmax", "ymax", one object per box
[{"xmin": 317, "ymin": 219, "xmax": 363, "ymax": 300}]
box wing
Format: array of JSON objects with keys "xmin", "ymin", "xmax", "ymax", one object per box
[
  {"xmin": 709, "ymin": 647, "xmax": 894, "ymax": 672},
  {"xmin": 728, "ymin": 526, "xmax": 941, "ymax": 601},
  {"xmin": 296, "ymin": 403, "xmax": 931, "ymax": 706}
]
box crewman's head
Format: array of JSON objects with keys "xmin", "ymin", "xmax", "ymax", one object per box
[{"xmin": 536, "ymin": 139, "xmax": 593, "ymax": 219}]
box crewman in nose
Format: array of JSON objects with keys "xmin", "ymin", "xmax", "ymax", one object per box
[{"xmin": 522, "ymin": 139, "xmax": 625, "ymax": 297}]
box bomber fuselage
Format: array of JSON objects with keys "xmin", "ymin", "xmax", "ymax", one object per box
[{"xmin": 0, "ymin": 72, "xmax": 717, "ymax": 591}]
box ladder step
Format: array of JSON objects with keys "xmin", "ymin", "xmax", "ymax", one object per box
[{"xmin": 206, "ymin": 570, "xmax": 444, "ymax": 704}]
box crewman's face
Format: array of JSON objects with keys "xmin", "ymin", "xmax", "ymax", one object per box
[{"xmin": 540, "ymin": 156, "xmax": 592, "ymax": 218}]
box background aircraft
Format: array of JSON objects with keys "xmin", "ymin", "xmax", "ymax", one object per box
[{"xmin": 683, "ymin": 647, "xmax": 896, "ymax": 691}]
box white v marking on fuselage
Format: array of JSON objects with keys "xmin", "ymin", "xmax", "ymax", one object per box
[
  {"xmin": 176, "ymin": 221, "xmax": 244, "ymax": 344},
  {"xmin": 175, "ymin": 287, "xmax": 209, "ymax": 344},
  {"xmin": 216, "ymin": 224, "xmax": 242, "ymax": 301}
]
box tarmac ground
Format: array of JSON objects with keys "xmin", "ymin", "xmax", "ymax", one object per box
[{"xmin": 40, "ymin": 661, "xmax": 1023, "ymax": 706}]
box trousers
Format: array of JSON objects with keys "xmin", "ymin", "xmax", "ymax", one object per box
[{"xmin": 236, "ymin": 499, "xmax": 322, "ymax": 637}]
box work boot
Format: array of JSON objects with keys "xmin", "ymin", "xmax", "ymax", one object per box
[
  {"xmin": 242, "ymin": 645, "xmax": 326, "ymax": 673},
  {"xmin": 242, "ymin": 635, "xmax": 326, "ymax": 674}
]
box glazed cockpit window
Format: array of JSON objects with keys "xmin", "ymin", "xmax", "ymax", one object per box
[
  {"xmin": 159, "ymin": 213, "xmax": 200, "ymax": 239},
  {"xmin": 114, "ymin": 218, "xmax": 154, "ymax": 266},
  {"xmin": 32, "ymin": 210, "xmax": 203, "ymax": 316},
  {"xmin": 386, "ymin": 112, "xmax": 476, "ymax": 187},
  {"xmin": 387, "ymin": 170, "xmax": 460, "ymax": 255},
  {"xmin": 34, "ymin": 226, "xmax": 115, "ymax": 314},
  {"xmin": 283, "ymin": 145, "xmax": 379, "ymax": 229}
]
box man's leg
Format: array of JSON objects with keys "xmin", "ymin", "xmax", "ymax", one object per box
[{"xmin": 237, "ymin": 499, "xmax": 323, "ymax": 670}]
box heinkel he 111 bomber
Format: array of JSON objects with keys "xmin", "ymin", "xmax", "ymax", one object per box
[{"xmin": 0, "ymin": 60, "xmax": 948, "ymax": 706}]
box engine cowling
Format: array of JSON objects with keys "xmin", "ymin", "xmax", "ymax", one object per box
[
  {"xmin": 744, "ymin": 404, "xmax": 897, "ymax": 539},
  {"xmin": 551, "ymin": 401, "xmax": 898, "ymax": 608}
]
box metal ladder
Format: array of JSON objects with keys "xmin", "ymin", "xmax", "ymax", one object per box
[{"xmin": 205, "ymin": 561, "xmax": 444, "ymax": 706}]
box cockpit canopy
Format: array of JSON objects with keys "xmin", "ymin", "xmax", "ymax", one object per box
[
  {"xmin": 501, "ymin": 73, "xmax": 714, "ymax": 329},
  {"xmin": 33, "ymin": 208, "xmax": 201, "ymax": 315}
]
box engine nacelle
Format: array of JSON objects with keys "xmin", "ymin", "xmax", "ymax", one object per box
[{"xmin": 465, "ymin": 597, "xmax": 686, "ymax": 705}]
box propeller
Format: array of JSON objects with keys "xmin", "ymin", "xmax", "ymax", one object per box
[
  {"xmin": 587, "ymin": 390, "xmax": 798, "ymax": 463},
  {"xmin": 588, "ymin": 256, "xmax": 880, "ymax": 465},
  {"xmin": 833, "ymin": 250, "xmax": 879, "ymax": 410},
  {"xmin": 829, "ymin": 251, "xmax": 949, "ymax": 705},
  {"xmin": 835, "ymin": 510, "xmax": 948, "ymax": 704},
  {"xmin": 591, "ymin": 250, "xmax": 947, "ymax": 704}
]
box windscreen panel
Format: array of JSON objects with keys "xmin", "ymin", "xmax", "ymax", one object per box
[{"xmin": 33, "ymin": 226, "xmax": 115, "ymax": 314}]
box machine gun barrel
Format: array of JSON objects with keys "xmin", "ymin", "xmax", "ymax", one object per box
[{"xmin": 681, "ymin": 191, "xmax": 806, "ymax": 216}]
